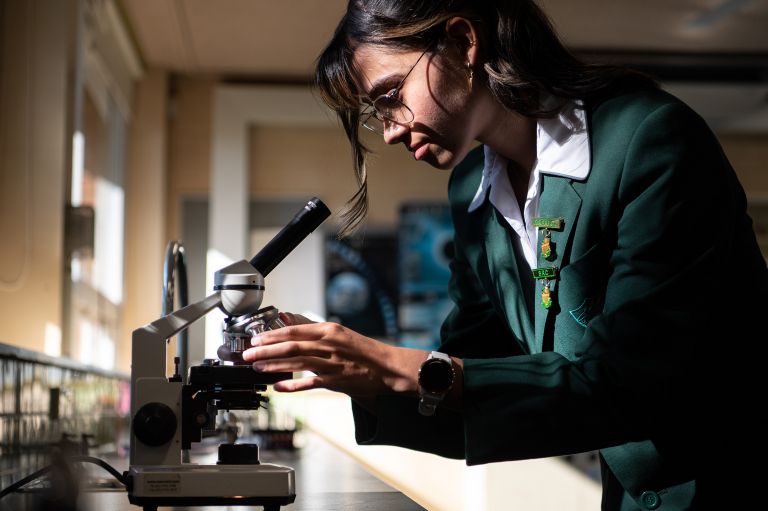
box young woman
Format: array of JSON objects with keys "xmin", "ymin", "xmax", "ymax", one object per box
[{"xmin": 244, "ymin": 1, "xmax": 767, "ymax": 508}]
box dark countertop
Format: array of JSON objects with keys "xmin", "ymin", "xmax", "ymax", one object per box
[{"xmin": 1, "ymin": 431, "xmax": 425, "ymax": 511}]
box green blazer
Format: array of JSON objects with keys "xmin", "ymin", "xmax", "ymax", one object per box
[{"xmin": 352, "ymin": 89, "xmax": 768, "ymax": 510}]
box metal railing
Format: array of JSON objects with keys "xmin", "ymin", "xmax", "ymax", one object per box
[{"xmin": 0, "ymin": 343, "xmax": 129, "ymax": 489}]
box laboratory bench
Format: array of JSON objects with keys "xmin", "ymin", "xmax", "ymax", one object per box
[
  {"xmin": 0, "ymin": 341, "xmax": 423, "ymax": 510},
  {"xmin": 0, "ymin": 429, "xmax": 425, "ymax": 511}
]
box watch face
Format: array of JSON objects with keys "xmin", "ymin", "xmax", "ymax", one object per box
[{"xmin": 419, "ymin": 358, "xmax": 454, "ymax": 393}]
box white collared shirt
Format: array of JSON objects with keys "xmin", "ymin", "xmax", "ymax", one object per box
[{"xmin": 467, "ymin": 99, "xmax": 592, "ymax": 269}]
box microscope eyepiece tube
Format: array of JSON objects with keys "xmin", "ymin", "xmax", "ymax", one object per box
[{"xmin": 249, "ymin": 197, "xmax": 331, "ymax": 277}]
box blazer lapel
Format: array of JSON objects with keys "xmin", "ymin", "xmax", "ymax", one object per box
[
  {"xmin": 480, "ymin": 203, "xmax": 536, "ymax": 352},
  {"xmin": 534, "ymin": 174, "xmax": 583, "ymax": 352}
]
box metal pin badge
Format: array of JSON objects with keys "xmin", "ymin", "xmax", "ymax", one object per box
[
  {"xmin": 532, "ymin": 267, "xmax": 558, "ymax": 310},
  {"xmin": 532, "ymin": 217, "xmax": 564, "ymax": 230},
  {"xmin": 541, "ymin": 229, "xmax": 553, "ymax": 260},
  {"xmin": 541, "ymin": 280, "xmax": 553, "ymax": 309},
  {"xmin": 534, "ymin": 217, "xmax": 562, "ymax": 262}
]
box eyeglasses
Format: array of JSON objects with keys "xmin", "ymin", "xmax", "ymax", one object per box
[{"xmin": 360, "ymin": 47, "xmax": 431, "ymax": 135}]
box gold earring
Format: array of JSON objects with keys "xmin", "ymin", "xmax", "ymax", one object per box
[{"xmin": 466, "ymin": 61, "xmax": 473, "ymax": 87}]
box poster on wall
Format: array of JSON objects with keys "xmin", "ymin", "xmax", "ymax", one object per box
[
  {"xmin": 324, "ymin": 233, "xmax": 399, "ymax": 341},
  {"xmin": 398, "ymin": 202, "xmax": 454, "ymax": 351}
]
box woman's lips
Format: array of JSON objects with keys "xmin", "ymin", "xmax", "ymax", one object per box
[{"xmin": 413, "ymin": 143, "xmax": 429, "ymax": 161}]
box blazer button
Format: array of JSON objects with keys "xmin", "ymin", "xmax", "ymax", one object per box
[{"xmin": 640, "ymin": 490, "xmax": 661, "ymax": 510}]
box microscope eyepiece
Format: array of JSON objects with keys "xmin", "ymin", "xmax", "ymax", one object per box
[{"xmin": 249, "ymin": 197, "xmax": 331, "ymax": 277}]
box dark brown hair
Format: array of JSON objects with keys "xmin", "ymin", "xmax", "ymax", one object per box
[{"xmin": 315, "ymin": 0, "xmax": 655, "ymax": 237}]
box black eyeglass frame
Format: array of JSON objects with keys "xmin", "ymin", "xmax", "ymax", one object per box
[{"xmin": 360, "ymin": 46, "xmax": 433, "ymax": 135}]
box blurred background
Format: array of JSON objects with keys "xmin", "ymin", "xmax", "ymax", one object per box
[{"xmin": 0, "ymin": 1, "xmax": 766, "ymax": 509}]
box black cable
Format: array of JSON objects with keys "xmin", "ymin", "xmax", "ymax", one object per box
[
  {"xmin": 0, "ymin": 466, "xmax": 52, "ymax": 499},
  {"xmin": 0, "ymin": 455, "xmax": 126, "ymax": 500},
  {"xmin": 70, "ymin": 456, "xmax": 126, "ymax": 486}
]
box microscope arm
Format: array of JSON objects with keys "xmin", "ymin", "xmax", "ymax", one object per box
[
  {"xmin": 131, "ymin": 292, "xmax": 222, "ymax": 383},
  {"xmin": 130, "ymin": 197, "xmax": 329, "ymax": 386}
]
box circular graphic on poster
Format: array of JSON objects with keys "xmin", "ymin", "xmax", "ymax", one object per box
[{"xmin": 326, "ymin": 271, "xmax": 370, "ymax": 315}]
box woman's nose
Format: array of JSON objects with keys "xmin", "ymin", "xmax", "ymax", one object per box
[{"xmin": 382, "ymin": 120, "xmax": 409, "ymax": 145}]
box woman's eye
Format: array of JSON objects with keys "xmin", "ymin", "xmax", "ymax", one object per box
[{"xmin": 376, "ymin": 91, "xmax": 401, "ymax": 108}]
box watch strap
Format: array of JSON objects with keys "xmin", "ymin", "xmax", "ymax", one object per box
[
  {"xmin": 417, "ymin": 351, "xmax": 454, "ymax": 416},
  {"xmin": 418, "ymin": 392, "xmax": 442, "ymax": 416}
]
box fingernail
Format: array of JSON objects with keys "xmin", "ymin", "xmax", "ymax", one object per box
[
  {"xmin": 251, "ymin": 335, "xmax": 262, "ymax": 346},
  {"xmin": 252, "ymin": 361, "xmax": 265, "ymax": 371}
]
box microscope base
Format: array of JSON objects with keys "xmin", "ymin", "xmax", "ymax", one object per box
[{"xmin": 126, "ymin": 463, "xmax": 296, "ymax": 510}]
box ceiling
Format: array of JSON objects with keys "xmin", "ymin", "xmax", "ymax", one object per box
[
  {"xmin": 119, "ymin": 0, "xmax": 768, "ymax": 78},
  {"xmin": 117, "ymin": 0, "xmax": 768, "ymax": 131}
]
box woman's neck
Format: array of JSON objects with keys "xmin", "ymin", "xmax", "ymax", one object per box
[{"xmin": 476, "ymin": 95, "xmax": 537, "ymax": 176}]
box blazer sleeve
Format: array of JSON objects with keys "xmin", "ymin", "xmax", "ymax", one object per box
[{"xmin": 460, "ymin": 99, "xmax": 768, "ymax": 465}]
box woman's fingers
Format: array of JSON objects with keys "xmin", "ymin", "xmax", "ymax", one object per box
[
  {"xmin": 273, "ymin": 374, "xmax": 325, "ymax": 393},
  {"xmin": 241, "ymin": 321, "xmax": 395, "ymax": 397},
  {"xmin": 251, "ymin": 322, "xmax": 343, "ymax": 346},
  {"xmin": 243, "ymin": 340, "xmax": 332, "ymax": 363},
  {"xmin": 251, "ymin": 355, "xmax": 334, "ymax": 374}
]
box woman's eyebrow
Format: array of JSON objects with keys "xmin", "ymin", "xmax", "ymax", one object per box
[{"xmin": 366, "ymin": 74, "xmax": 399, "ymax": 99}]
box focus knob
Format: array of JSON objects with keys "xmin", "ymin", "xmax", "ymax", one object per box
[{"xmin": 132, "ymin": 402, "xmax": 177, "ymax": 446}]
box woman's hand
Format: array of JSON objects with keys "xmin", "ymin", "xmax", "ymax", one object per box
[{"xmin": 242, "ymin": 314, "xmax": 428, "ymax": 398}]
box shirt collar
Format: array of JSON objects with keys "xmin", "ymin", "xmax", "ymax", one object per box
[{"xmin": 468, "ymin": 99, "xmax": 590, "ymax": 213}]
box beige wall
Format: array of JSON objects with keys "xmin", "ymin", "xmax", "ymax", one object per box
[
  {"xmin": 166, "ymin": 78, "xmax": 451, "ymax": 239},
  {"xmin": 248, "ymin": 126, "xmax": 452, "ymax": 228},
  {"xmin": 166, "ymin": 78, "xmax": 451, "ymax": 235},
  {"xmin": 0, "ymin": 0, "xmax": 74, "ymax": 352},
  {"xmin": 719, "ymin": 134, "xmax": 768, "ymax": 199},
  {"xmin": 166, "ymin": 76, "xmax": 216, "ymax": 239},
  {"xmin": 120, "ymin": 68, "xmax": 168, "ymax": 373}
]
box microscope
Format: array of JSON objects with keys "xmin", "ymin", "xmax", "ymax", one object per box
[{"xmin": 125, "ymin": 198, "xmax": 330, "ymax": 511}]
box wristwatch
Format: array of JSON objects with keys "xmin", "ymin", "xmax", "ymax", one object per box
[{"xmin": 417, "ymin": 351, "xmax": 455, "ymax": 416}]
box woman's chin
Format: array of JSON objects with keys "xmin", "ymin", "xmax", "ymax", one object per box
[{"xmin": 423, "ymin": 147, "xmax": 459, "ymax": 170}]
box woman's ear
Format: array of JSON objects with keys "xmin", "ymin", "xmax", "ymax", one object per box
[{"xmin": 444, "ymin": 17, "xmax": 479, "ymax": 67}]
